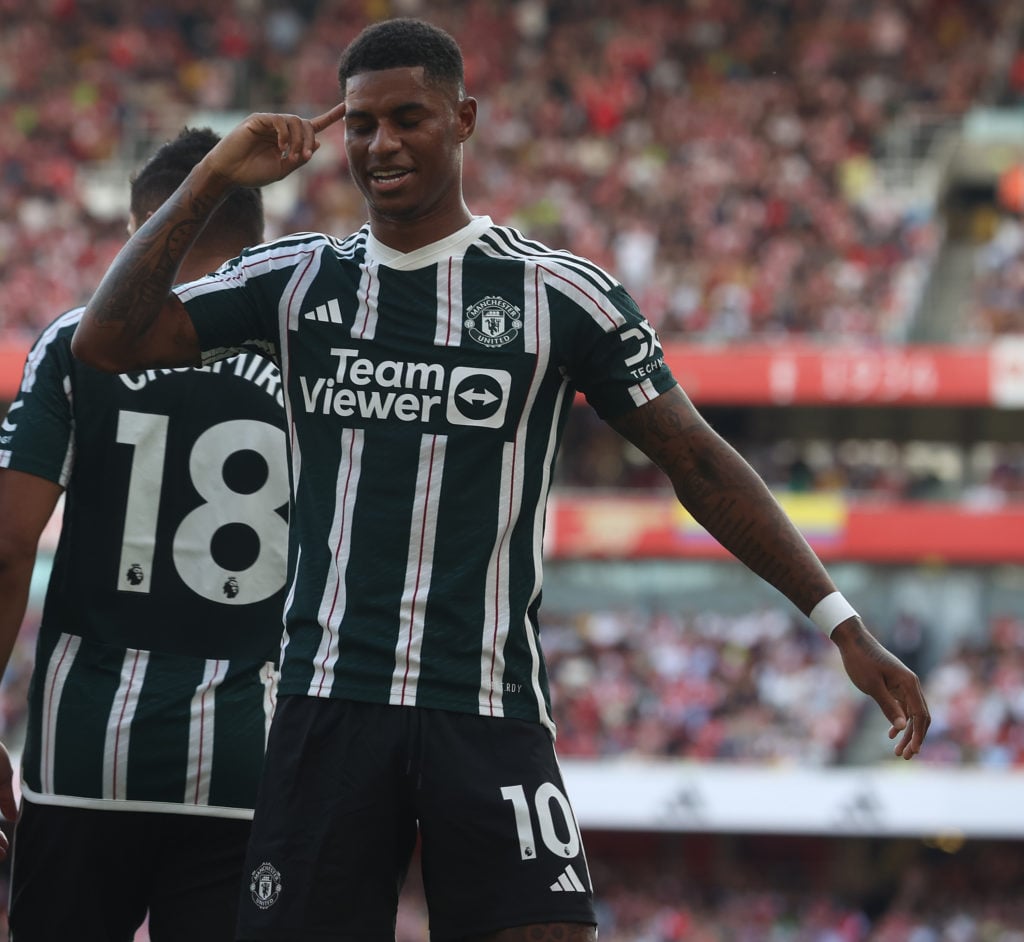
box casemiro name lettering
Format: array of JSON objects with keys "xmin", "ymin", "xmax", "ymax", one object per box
[{"xmin": 119, "ymin": 353, "xmax": 284, "ymax": 405}]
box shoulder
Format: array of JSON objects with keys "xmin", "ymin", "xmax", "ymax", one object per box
[
  {"xmin": 203, "ymin": 228, "xmax": 370, "ymax": 285},
  {"xmin": 36, "ymin": 306, "xmax": 85, "ymax": 346},
  {"xmin": 473, "ymin": 224, "xmax": 621, "ymax": 294},
  {"xmin": 253, "ymin": 227, "xmax": 369, "ymax": 260},
  {"xmin": 473, "ymin": 226, "xmax": 638, "ymax": 332},
  {"xmin": 22, "ymin": 306, "xmax": 84, "ymax": 374}
]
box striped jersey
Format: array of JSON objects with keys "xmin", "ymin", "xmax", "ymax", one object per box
[
  {"xmin": 177, "ymin": 216, "xmax": 676, "ymax": 734},
  {"xmin": 0, "ymin": 308, "xmax": 288, "ymax": 816}
]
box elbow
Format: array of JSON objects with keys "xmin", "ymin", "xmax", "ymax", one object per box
[{"xmin": 70, "ymin": 322, "xmax": 130, "ymax": 373}]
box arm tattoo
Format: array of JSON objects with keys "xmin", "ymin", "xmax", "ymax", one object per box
[
  {"xmin": 611, "ymin": 392, "xmax": 833, "ymax": 613},
  {"xmin": 91, "ymin": 184, "xmax": 220, "ymax": 337}
]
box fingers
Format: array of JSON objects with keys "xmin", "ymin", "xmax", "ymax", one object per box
[
  {"xmin": 871, "ymin": 684, "xmax": 925, "ymax": 759},
  {"xmin": 274, "ymin": 113, "xmax": 319, "ymax": 164},
  {"xmin": 893, "ymin": 718, "xmax": 921, "ymax": 759},
  {"xmin": 273, "ymin": 104, "xmax": 344, "ymax": 166},
  {"xmin": 311, "ymin": 101, "xmax": 346, "ymax": 133},
  {"xmin": 884, "ymin": 691, "xmax": 930, "ymax": 760}
]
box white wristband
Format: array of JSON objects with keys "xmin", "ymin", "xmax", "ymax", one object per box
[{"xmin": 809, "ymin": 592, "xmax": 858, "ymax": 636}]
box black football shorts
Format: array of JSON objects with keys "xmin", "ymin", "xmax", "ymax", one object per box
[
  {"xmin": 9, "ymin": 798, "xmax": 252, "ymax": 942},
  {"xmin": 237, "ymin": 695, "xmax": 597, "ymax": 941}
]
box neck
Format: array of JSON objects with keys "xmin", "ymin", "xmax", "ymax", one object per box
[{"xmin": 369, "ymin": 203, "xmax": 473, "ymax": 254}]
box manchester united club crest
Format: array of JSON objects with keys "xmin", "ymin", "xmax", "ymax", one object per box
[
  {"xmin": 250, "ymin": 861, "xmax": 282, "ymax": 910},
  {"xmin": 465, "ymin": 296, "xmax": 522, "ymax": 349}
]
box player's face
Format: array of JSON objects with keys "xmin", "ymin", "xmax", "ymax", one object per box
[{"xmin": 343, "ymin": 66, "xmax": 476, "ymax": 249}]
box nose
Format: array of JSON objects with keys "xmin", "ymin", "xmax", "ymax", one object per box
[{"xmin": 369, "ymin": 121, "xmax": 401, "ymax": 156}]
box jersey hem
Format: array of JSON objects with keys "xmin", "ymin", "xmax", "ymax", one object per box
[
  {"xmin": 277, "ymin": 684, "xmax": 556, "ymax": 734},
  {"xmin": 20, "ymin": 783, "xmax": 255, "ymax": 819}
]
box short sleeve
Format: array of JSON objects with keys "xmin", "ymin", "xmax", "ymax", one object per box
[
  {"xmin": 175, "ymin": 247, "xmax": 284, "ymax": 366},
  {"xmin": 0, "ymin": 314, "xmax": 77, "ymax": 486},
  {"xmin": 553, "ymin": 282, "xmax": 677, "ymax": 420}
]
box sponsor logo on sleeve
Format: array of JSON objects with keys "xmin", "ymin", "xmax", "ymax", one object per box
[{"xmin": 619, "ymin": 321, "xmax": 664, "ymax": 378}]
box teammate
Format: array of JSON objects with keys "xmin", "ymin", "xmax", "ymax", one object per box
[
  {"xmin": 0, "ymin": 128, "xmax": 288, "ymax": 941},
  {"xmin": 71, "ymin": 18, "xmax": 931, "ymax": 942}
]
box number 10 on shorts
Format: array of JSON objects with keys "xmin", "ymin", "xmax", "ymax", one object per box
[{"xmin": 500, "ymin": 783, "xmax": 582, "ymax": 861}]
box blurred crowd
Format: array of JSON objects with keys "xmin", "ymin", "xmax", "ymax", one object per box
[
  {"xmin": 390, "ymin": 834, "xmax": 1024, "ymax": 942},
  {"xmin": 543, "ymin": 603, "xmax": 1024, "ymax": 768},
  {"xmin": 970, "ymin": 211, "xmax": 1024, "ymax": 338},
  {"xmin": 922, "ymin": 613, "xmax": 1024, "ymax": 766},
  {"xmin": 0, "ymin": 0, "xmax": 1014, "ymax": 343},
  {"xmin": 581, "ymin": 836, "xmax": 1024, "ymax": 942}
]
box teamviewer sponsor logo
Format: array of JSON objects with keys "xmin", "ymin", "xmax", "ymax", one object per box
[
  {"xmin": 446, "ymin": 366, "xmax": 510, "ymax": 428},
  {"xmin": 299, "ymin": 348, "xmax": 511, "ymax": 429}
]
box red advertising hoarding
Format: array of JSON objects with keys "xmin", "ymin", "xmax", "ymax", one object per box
[
  {"xmin": 661, "ymin": 339, "xmax": 1024, "ymax": 407},
  {"xmin": 546, "ymin": 492, "xmax": 1024, "ymax": 563}
]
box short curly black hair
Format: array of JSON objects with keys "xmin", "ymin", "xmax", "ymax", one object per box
[
  {"xmin": 129, "ymin": 127, "xmax": 264, "ymax": 244},
  {"xmin": 337, "ymin": 18, "xmax": 465, "ymax": 98}
]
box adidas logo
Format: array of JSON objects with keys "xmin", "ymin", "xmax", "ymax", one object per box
[
  {"xmin": 549, "ymin": 864, "xmax": 587, "ymax": 893},
  {"xmin": 304, "ymin": 299, "xmax": 343, "ymax": 324}
]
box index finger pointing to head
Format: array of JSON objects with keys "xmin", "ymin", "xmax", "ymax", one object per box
[{"xmin": 311, "ymin": 101, "xmax": 346, "ymax": 133}]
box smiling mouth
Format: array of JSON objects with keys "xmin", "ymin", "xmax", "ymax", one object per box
[{"xmin": 369, "ymin": 169, "xmax": 412, "ymax": 187}]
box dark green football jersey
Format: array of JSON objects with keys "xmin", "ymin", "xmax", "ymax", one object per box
[
  {"xmin": 178, "ymin": 217, "xmax": 676, "ymax": 735},
  {"xmin": 0, "ymin": 308, "xmax": 288, "ymax": 815}
]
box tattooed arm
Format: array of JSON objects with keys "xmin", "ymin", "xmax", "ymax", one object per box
[
  {"xmin": 71, "ymin": 162, "xmax": 228, "ymax": 371},
  {"xmin": 72, "ymin": 106, "xmax": 346, "ymax": 372},
  {"xmin": 609, "ymin": 386, "xmax": 931, "ymax": 758}
]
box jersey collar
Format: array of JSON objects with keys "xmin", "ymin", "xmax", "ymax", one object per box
[{"xmin": 364, "ymin": 216, "xmax": 493, "ymax": 270}]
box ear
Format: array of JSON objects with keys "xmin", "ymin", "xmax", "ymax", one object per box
[
  {"xmin": 456, "ymin": 96, "xmax": 477, "ymax": 143},
  {"xmin": 126, "ymin": 209, "xmax": 156, "ymax": 237}
]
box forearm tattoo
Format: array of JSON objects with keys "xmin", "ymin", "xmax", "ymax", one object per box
[
  {"xmin": 92, "ymin": 185, "xmax": 220, "ymax": 336},
  {"xmin": 612, "ymin": 394, "xmax": 831, "ymax": 612}
]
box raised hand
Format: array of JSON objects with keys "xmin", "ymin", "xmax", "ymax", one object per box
[{"xmin": 203, "ymin": 102, "xmax": 347, "ymax": 189}]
